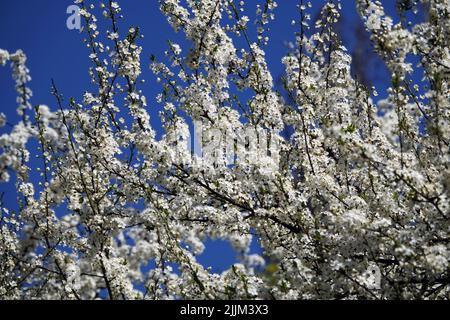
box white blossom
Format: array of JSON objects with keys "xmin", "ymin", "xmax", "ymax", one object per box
[{"xmin": 0, "ymin": 0, "xmax": 448, "ymax": 300}]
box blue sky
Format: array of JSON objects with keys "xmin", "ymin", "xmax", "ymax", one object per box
[{"xmin": 0, "ymin": 0, "xmax": 400, "ymax": 273}]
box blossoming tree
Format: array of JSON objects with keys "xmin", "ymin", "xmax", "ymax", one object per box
[{"xmin": 0, "ymin": 0, "xmax": 448, "ymax": 300}]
